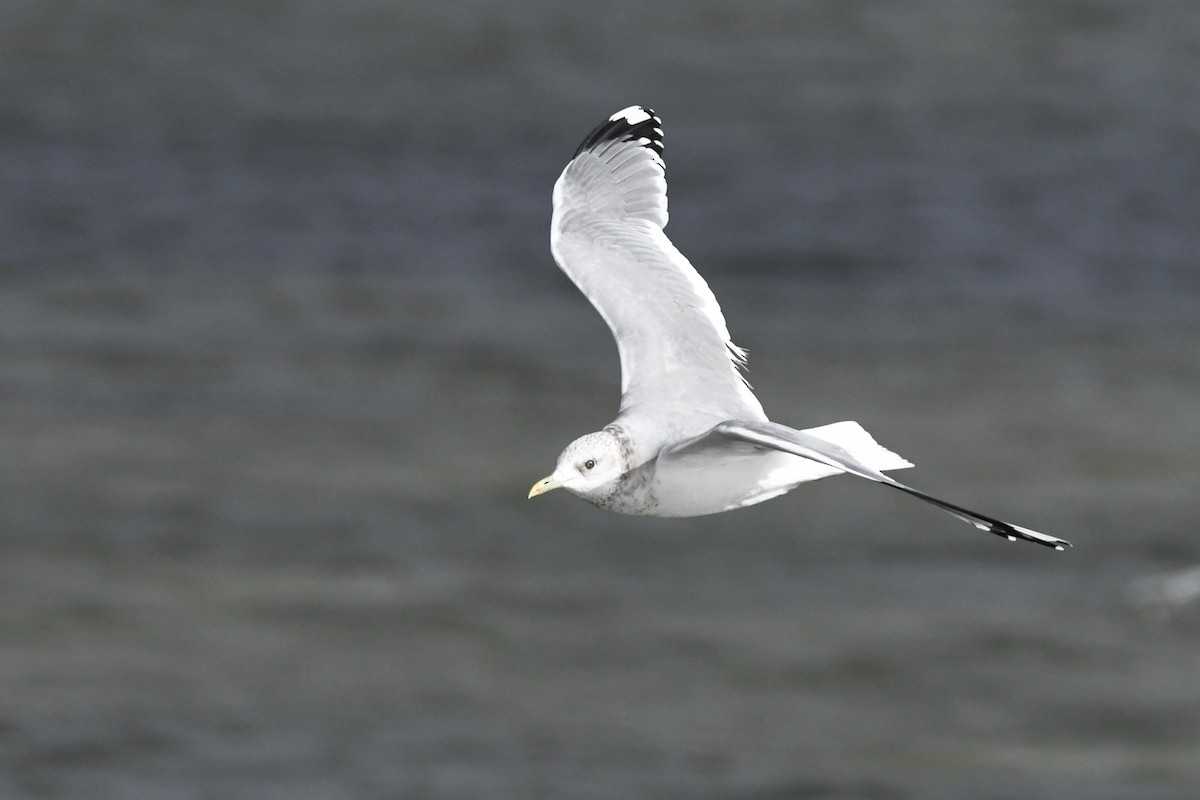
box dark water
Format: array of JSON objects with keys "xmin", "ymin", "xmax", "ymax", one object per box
[{"xmin": 3, "ymin": 1, "xmax": 1200, "ymax": 798}]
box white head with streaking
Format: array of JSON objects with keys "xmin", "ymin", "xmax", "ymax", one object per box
[
  {"xmin": 529, "ymin": 105, "xmax": 1070, "ymax": 551},
  {"xmin": 528, "ymin": 430, "xmax": 627, "ymax": 502}
]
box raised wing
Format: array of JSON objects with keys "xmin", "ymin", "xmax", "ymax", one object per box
[
  {"xmin": 550, "ymin": 106, "xmax": 765, "ymax": 421},
  {"xmin": 709, "ymin": 420, "xmax": 1071, "ymax": 550}
]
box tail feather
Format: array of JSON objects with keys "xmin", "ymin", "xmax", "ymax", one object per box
[{"xmin": 803, "ymin": 420, "xmax": 914, "ymax": 473}]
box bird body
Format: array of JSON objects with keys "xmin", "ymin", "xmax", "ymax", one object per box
[{"xmin": 530, "ymin": 106, "xmax": 1070, "ymax": 551}]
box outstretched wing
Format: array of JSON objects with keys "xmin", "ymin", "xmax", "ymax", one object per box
[
  {"xmin": 550, "ymin": 106, "xmax": 765, "ymax": 421},
  {"xmin": 707, "ymin": 420, "xmax": 1071, "ymax": 549}
]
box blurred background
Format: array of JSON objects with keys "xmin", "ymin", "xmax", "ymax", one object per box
[{"xmin": 2, "ymin": 1, "xmax": 1199, "ymax": 798}]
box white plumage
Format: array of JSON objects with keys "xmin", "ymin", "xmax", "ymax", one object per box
[{"xmin": 530, "ymin": 106, "xmax": 1069, "ymax": 551}]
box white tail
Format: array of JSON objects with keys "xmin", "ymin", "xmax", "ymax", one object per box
[{"xmin": 801, "ymin": 421, "xmax": 914, "ymax": 473}]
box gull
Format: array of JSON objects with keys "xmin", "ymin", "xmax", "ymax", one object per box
[{"xmin": 528, "ymin": 106, "xmax": 1069, "ymax": 551}]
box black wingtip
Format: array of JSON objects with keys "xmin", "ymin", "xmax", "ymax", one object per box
[
  {"xmin": 890, "ymin": 483, "xmax": 1072, "ymax": 550},
  {"xmin": 989, "ymin": 521, "xmax": 1072, "ymax": 550},
  {"xmin": 573, "ymin": 105, "xmax": 664, "ymax": 159}
]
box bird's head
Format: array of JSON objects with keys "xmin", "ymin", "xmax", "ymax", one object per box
[{"xmin": 529, "ymin": 430, "xmax": 626, "ymax": 501}]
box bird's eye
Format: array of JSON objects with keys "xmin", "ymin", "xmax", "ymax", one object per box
[{"xmin": 584, "ymin": 459, "xmax": 596, "ymax": 470}]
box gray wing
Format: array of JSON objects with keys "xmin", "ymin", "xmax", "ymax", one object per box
[
  {"xmin": 550, "ymin": 106, "xmax": 765, "ymax": 421},
  {"xmin": 711, "ymin": 420, "xmax": 1071, "ymax": 550}
]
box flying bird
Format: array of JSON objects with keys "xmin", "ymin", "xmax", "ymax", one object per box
[{"xmin": 529, "ymin": 106, "xmax": 1069, "ymax": 551}]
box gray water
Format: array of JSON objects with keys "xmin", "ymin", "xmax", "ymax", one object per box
[{"xmin": 3, "ymin": 1, "xmax": 1200, "ymax": 798}]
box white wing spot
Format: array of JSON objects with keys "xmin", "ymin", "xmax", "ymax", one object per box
[{"xmin": 610, "ymin": 106, "xmax": 652, "ymax": 125}]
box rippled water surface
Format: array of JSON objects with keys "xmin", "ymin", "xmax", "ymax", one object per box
[{"xmin": 2, "ymin": 2, "xmax": 1199, "ymax": 798}]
